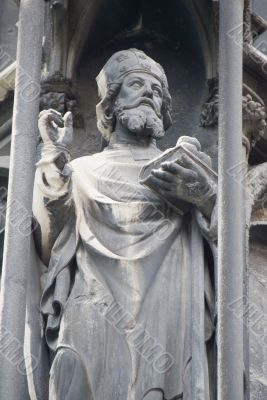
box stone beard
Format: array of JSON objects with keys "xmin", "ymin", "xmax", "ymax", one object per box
[{"xmin": 114, "ymin": 98, "xmax": 165, "ymax": 138}]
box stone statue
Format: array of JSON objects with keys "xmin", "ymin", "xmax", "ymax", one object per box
[{"xmin": 32, "ymin": 49, "xmax": 217, "ymax": 400}]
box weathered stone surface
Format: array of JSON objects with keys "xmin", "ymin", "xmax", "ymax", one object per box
[
  {"xmin": 31, "ymin": 49, "xmax": 217, "ymax": 399},
  {"xmin": 0, "ymin": 1, "xmax": 267, "ymax": 399}
]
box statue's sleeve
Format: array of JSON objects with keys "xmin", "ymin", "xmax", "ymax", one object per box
[
  {"xmin": 32, "ymin": 144, "xmax": 74, "ymax": 265},
  {"xmin": 196, "ymin": 201, "xmax": 218, "ymax": 244}
]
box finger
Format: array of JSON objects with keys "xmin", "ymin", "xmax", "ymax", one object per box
[
  {"xmin": 198, "ymin": 151, "xmax": 212, "ymax": 167},
  {"xmin": 178, "ymin": 152, "xmax": 214, "ymax": 171},
  {"xmin": 149, "ymin": 175, "xmax": 172, "ymax": 191},
  {"xmin": 38, "ymin": 111, "xmax": 64, "ymax": 144},
  {"xmin": 61, "ymin": 112, "xmax": 73, "ymax": 146},
  {"xmin": 39, "ymin": 109, "xmax": 63, "ymax": 120},
  {"xmin": 176, "ymin": 136, "xmax": 212, "ymax": 166},
  {"xmin": 151, "ymin": 169, "xmax": 174, "ymax": 182},
  {"xmin": 63, "ymin": 111, "xmax": 73, "ymax": 128},
  {"xmin": 177, "ymin": 154, "xmax": 194, "ymax": 169},
  {"xmin": 177, "ymin": 135, "xmax": 201, "ymax": 151},
  {"xmin": 182, "ymin": 146, "xmax": 212, "ymax": 167},
  {"xmin": 39, "ymin": 111, "xmax": 64, "ymax": 128},
  {"xmin": 161, "ymin": 161, "xmax": 197, "ymax": 181},
  {"xmin": 39, "ymin": 109, "xmax": 63, "ymax": 127},
  {"xmin": 176, "ymin": 154, "xmax": 204, "ymax": 175},
  {"xmin": 178, "ymin": 155, "xmax": 213, "ymax": 184},
  {"xmin": 181, "ymin": 144, "xmax": 202, "ymax": 161},
  {"xmin": 49, "ymin": 113, "xmax": 64, "ymax": 128},
  {"xmin": 177, "ymin": 139, "xmax": 212, "ymax": 167},
  {"xmin": 39, "ymin": 110, "xmax": 48, "ymax": 118}
]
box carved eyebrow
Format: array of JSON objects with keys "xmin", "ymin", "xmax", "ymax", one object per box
[
  {"xmin": 152, "ymin": 84, "xmax": 163, "ymax": 94},
  {"xmin": 128, "ymin": 77, "xmax": 144, "ymax": 84},
  {"xmin": 152, "ymin": 83, "xmax": 162, "ymax": 91}
]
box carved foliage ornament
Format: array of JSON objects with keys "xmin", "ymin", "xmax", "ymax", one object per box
[
  {"xmin": 200, "ymin": 81, "xmax": 267, "ymax": 146},
  {"xmin": 40, "ymin": 73, "xmax": 84, "ymax": 129}
]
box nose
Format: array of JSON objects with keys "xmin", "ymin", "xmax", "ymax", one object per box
[{"xmin": 142, "ymin": 82, "xmax": 153, "ymax": 98}]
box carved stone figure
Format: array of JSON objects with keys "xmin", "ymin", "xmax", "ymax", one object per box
[{"xmin": 32, "ymin": 49, "xmax": 217, "ymax": 400}]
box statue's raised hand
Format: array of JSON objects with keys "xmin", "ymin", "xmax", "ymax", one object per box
[{"xmin": 38, "ymin": 109, "xmax": 73, "ymax": 149}]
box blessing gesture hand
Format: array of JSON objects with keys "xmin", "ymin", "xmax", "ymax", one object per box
[{"xmin": 38, "ymin": 109, "xmax": 73, "ymax": 148}]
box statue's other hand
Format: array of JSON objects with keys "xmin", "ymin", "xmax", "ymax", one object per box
[
  {"xmin": 149, "ymin": 137, "xmax": 216, "ymax": 217},
  {"xmin": 176, "ymin": 135, "xmax": 212, "ymax": 167},
  {"xmin": 38, "ymin": 109, "xmax": 73, "ymax": 148}
]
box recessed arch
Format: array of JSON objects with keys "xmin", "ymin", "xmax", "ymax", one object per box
[{"xmin": 66, "ymin": 0, "xmax": 215, "ymax": 81}]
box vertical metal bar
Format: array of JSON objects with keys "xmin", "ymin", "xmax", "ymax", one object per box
[
  {"xmin": 0, "ymin": 1, "xmax": 44, "ymax": 399},
  {"xmin": 218, "ymin": 1, "xmax": 245, "ymax": 400}
]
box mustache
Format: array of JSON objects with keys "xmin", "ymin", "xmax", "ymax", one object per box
[{"xmin": 117, "ymin": 97, "xmax": 162, "ymax": 118}]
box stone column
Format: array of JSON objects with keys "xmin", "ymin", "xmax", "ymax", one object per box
[
  {"xmin": 218, "ymin": 0, "xmax": 245, "ymax": 400},
  {"xmin": 0, "ymin": 0, "xmax": 44, "ymax": 399}
]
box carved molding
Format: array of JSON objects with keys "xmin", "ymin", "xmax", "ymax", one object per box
[
  {"xmin": 43, "ymin": 0, "xmax": 69, "ymax": 80},
  {"xmin": 251, "ymin": 12, "xmax": 267, "ymax": 42},
  {"xmin": 244, "ymin": 0, "xmax": 253, "ymax": 44},
  {"xmin": 243, "ymin": 10, "xmax": 267, "ymax": 80},
  {"xmin": 0, "ymin": 62, "xmax": 16, "ymax": 103}
]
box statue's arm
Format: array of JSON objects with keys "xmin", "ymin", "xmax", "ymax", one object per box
[{"xmin": 33, "ymin": 109, "xmax": 74, "ymax": 265}]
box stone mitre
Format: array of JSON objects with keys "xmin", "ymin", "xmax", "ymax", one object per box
[{"xmin": 96, "ymin": 48, "xmax": 172, "ymax": 138}]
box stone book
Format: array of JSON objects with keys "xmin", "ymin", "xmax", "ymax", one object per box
[{"xmin": 139, "ymin": 143, "xmax": 218, "ymax": 215}]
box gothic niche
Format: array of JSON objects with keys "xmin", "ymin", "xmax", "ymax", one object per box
[{"xmin": 66, "ymin": 0, "xmax": 216, "ymax": 163}]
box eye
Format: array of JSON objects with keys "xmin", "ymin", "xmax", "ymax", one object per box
[
  {"xmin": 153, "ymin": 87, "xmax": 162, "ymax": 98},
  {"xmin": 129, "ymin": 80, "xmax": 143, "ymax": 89}
]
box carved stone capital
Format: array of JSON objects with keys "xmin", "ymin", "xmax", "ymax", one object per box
[
  {"xmin": 199, "ymin": 79, "xmax": 219, "ymax": 128},
  {"xmin": 40, "ymin": 73, "xmax": 84, "ymax": 128},
  {"xmin": 41, "ymin": 71, "xmax": 71, "ymax": 90},
  {"xmin": 200, "ymin": 81, "xmax": 267, "ymax": 150},
  {"xmin": 242, "ymin": 85, "xmax": 267, "ymax": 147},
  {"xmin": 247, "ymin": 162, "xmax": 267, "ymax": 224}
]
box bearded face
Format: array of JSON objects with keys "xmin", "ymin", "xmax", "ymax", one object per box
[{"xmin": 113, "ymin": 72, "xmax": 165, "ymax": 139}]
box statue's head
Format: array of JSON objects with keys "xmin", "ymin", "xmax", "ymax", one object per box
[{"xmin": 96, "ymin": 49, "xmax": 172, "ymax": 141}]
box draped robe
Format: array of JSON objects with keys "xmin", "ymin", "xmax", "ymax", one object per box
[{"xmin": 30, "ymin": 142, "xmax": 216, "ymax": 400}]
